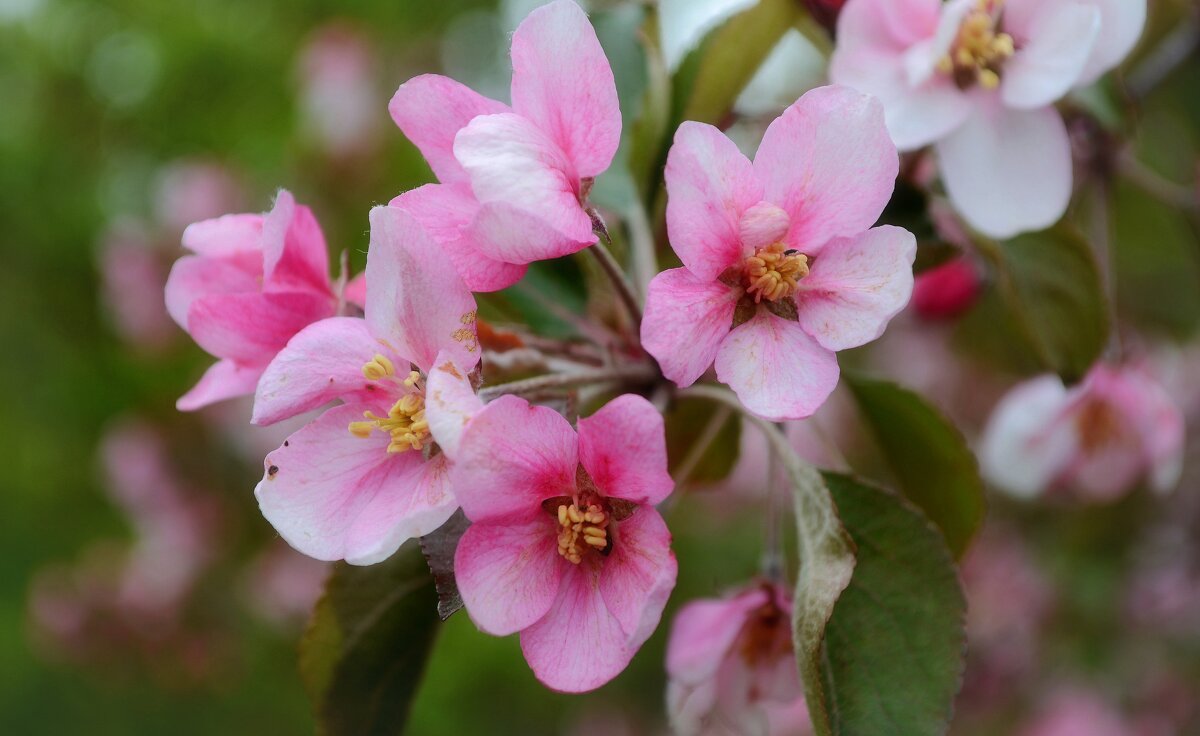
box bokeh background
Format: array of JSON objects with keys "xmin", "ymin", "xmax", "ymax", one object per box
[{"xmin": 3, "ymin": 0, "xmax": 1200, "ymax": 734}]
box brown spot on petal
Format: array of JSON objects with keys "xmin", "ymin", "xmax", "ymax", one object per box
[
  {"xmin": 437, "ymin": 362, "xmax": 463, "ymax": 380},
  {"xmin": 268, "ymin": 465, "xmax": 279, "ymax": 478}
]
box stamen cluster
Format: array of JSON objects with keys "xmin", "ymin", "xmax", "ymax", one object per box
[
  {"xmin": 348, "ymin": 354, "xmax": 431, "ymax": 453},
  {"xmin": 556, "ymin": 498, "xmax": 610, "ymax": 564},
  {"xmin": 936, "ymin": 0, "xmax": 1014, "ymax": 90},
  {"xmin": 744, "ymin": 243, "xmax": 809, "ymax": 303}
]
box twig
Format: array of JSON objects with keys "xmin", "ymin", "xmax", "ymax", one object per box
[
  {"xmin": 671, "ymin": 405, "xmax": 733, "ymax": 492},
  {"xmin": 478, "ymin": 362, "xmax": 658, "ymax": 401},
  {"xmin": 1118, "ymin": 151, "xmax": 1198, "ymax": 211},
  {"xmin": 587, "ymin": 218, "xmax": 644, "ymax": 333}
]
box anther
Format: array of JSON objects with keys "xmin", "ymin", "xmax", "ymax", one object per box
[{"xmin": 744, "ymin": 242, "xmax": 809, "ymax": 303}]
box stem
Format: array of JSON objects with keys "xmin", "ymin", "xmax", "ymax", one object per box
[
  {"xmin": 762, "ymin": 424, "xmax": 785, "ymax": 583},
  {"xmin": 1086, "ymin": 181, "xmax": 1123, "ymax": 361},
  {"xmin": 588, "ymin": 235, "xmax": 644, "ymax": 333},
  {"xmin": 671, "ymin": 405, "xmax": 732, "ymax": 492},
  {"xmin": 1127, "ymin": 11, "xmax": 1200, "ymax": 101},
  {"xmin": 478, "ymin": 363, "xmax": 658, "ymax": 401},
  {"xmin": 1119, "ymin": 151, "xmax": 1198, "ymax": 211}
]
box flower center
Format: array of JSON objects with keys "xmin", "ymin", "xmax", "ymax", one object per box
[
  {"xmin": 937, "ymin": 0, "xmax": 1014, "ymax": 90},
  {"xmin": 1076, "ymin": 398, "xmax": 1122, "ymax": 452},
  {"xmin": 744, "ymin": 242, "xmax": 809, "ymax": 303},
  {"xmin": 555, "ymin": 497, "xmax": 610, "ymax": 564},
  {"xmin": 347, "ymin": 355, "xmax": 431, "ymax": 454}
]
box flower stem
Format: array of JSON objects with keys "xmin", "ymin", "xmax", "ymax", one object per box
[
  {"xmin": 587, "ymin": 216, "xmax": 644, "ymax": 333},
  {"xmin": 670, "ymin": 404, "xmax": 733, "ymax": 493},
  {"xmin": 478, "ymin": 362, "xmax": 658, "ymax": 401}
]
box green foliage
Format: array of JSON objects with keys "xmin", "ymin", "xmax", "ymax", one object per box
[
  {"xmin": 300, "ymin": 544, "xmax": 440, "ymax": 736},
  {"xmin": 844, "ymin": 374, "xmax": 986, "ymax": 558},
  {"xmin": 664, "ymin": 397, "xmax": 742, "ymax": 484}
]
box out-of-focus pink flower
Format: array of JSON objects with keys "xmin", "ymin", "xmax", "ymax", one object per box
[
  {"xmin": 388, "ymin": 0, "xmax": 620, "ymax": 292},
  {"xmin": 666, "ymin": 582, "xmax": 811, "ymax": 736},
  {"xmin": 297, "ymin": 24, "xmax": 382, "ymax": 159},
  {"xmin": 154, "ymin": 160, "xmax": 246, "ymax": 235},
  {"xmin": 805, "ymin": 0, "xmax": 847, "ymax": 33},
  {"xmin": 830, "ymin": 0, "xmax": 1146, "ymax": 238},
  {"xmin": 451, "ymin": 394, "xmax": 676, "ymax": 692},
  {"xmin": 97, "ymin": 221, "xmax": 176, "ymax": 350},
  {"xmin": 912, "ymin": 257, "xmax": 981, "ymax": 320},
  {"xmin": 251, "ymin": 206, "xmax": 481, "ymax": 565},
  {"xmin": 1019, "ymin": 689, "xmax": 1131, "ymax": 736},
  {"xmin": 164, "ymin": 190, "xmax": 339, "ymax": 411},
  {"xmin": 979, "ymin": 363, "xmax": 1185, "ymax": 501},
  {"xmin": 242, "ymin": 542, "xmax": 330, "ymax": 627},
  {"xmin": 641, "ymin": 85, "xmax": 915, "ymax": 421}
]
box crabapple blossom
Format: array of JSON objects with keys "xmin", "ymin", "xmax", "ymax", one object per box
[
  {"xmin": 666, "ymin": 582, "xmax": 811, "ymax": 736},
  {"xmin": 912, "ymin": 257, "xmax": 982, "ymax": 320},
  {"xmin": 641, "ymin": 85, "xmax": 916, "ymax": 421},
  {"xmin": 979, "ymin": 363, "xmax": 1184, "ymax": 501},
  {"xmin": 830, "ymin": 0, "xmax": 1146, "ymax": 238},
  {"xmin": 450, "ymin": 394, "xmax": 676, "ymax": 692},
  {"xmin": 250, "ymin": 206, "xmax": 482, "ymax": 565},
  {"xmin": 388, "ymin": 0, "xmax": 619, "ymax": 292},
  {"xmin": 164, "ymin": 190, "xmax": 338, "ymax": 411}
]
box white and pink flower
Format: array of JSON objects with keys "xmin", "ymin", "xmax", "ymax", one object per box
[
  {"xmin": 979, "ymin": 363, "xmax": 1184, "ymax": 501},
  {"xmin": 641, "ymin": 85, "xmax": 916, "ymax": 421},
  {"xmin": 164, "ymin": 190, "xmax": 339, "ymax": 410},
  {"xmin": 251, "ymin": 206, "xmax": 482, "ymax": 565},
  {"xmin": 388, "ymin": 0, "xmax": 619, "ymax": 292},
  {"xmin": 450, "ymin": 394, "xmax": 676, "ymax": 692},
  {"xmin": 830, "ymin": 0, "xmax": 1146, "ymax": 238}
]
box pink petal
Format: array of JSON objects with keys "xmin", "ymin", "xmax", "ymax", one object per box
[
  {"xmin": 520, "ymin": 564, "xmax": 633, "ymax": 692},
  {"xmin": 754, "ymin": 85, "xmax": 899, "ymax": 254},
  {"xmin": 252, "ymin": 317, "xmax": 387, "ymax": 426},
  {"xmin": 664, "ymin": 121, "xmax": 762, "ymax": 281},
  {"xmin": 451, "ymin": 395, "xmax": 578, "ymax": 523},
  {"xmin": 343, "ymin": 272, "xmax": 367, "ymax": 309},
  {"xmin": 453, "ymin": 112, "xmax": 595, "ymax": 246},
  {"xmin": 454, "ymin": 516, "xmax": 565, "ymax": 636},
  {"xmin": 578, "ymin": 394, "xmax": 674, "ymax": 506},
  {"xmin": 255, "ymin": 404, "xmax": 458, "ymax": 565},
  {"xmin": 641, "ymin": 268, "xmax": 739, "ymax": 388},
  {"xmin": 666, "ymin": 588, "xmax": 767, "ymax": 684},
  {"xmin": 795, "ymin": 225, "xmax": 916, "ymax": 351},
  {"xmin": 261, "ymin": 190, "xmax": 333, "ymax": 296},
  {"xmin": 714, "ymin": 311, "xmax": 840, "ymax": 421},
  {"xmin": 177, "ymin": 359, "xmax": 265, "ymax": 411},
  {"xmin": 388, "ymin": 74, "xmax": 509, "ymax": 185},
  {"xmin": 365, "ymin": 206, "xmax": 480, "ymax": 372},
  {"xmin": 164, "ymin": 251, "xmax": 261, "ymax": 329},
  {"xmin": 509, "ymin": 0, "xmax": 621, "ymax": 179},
  {"xmin": 424, "ymin": 350, "xmax": 484, "ymax": 459},
  {"xmin": 181, "ymin": 213, "xmax": 263, "ymax": 257},
  {"xmin": 978, "ymin": 375, "xmax": 1077, "ymax": 498},
  {"xmin": 598, "ymin": 507, "xmax": 676, "ymax": 649},
  {"xmin": 187, "ymin": 291, "xmax": 334, "ymax": 364},
  {"xmin": 935, "ymin": 100, "xmax": 1072, "ymax": 239},
  {"xmin": 467, "ymin": 200, "xmax": 593, "ymax": 266},
  {"xmin": 1001, "ymin": 3, "xmax": 1100, "ymax": 110},
  {"xmin": 389, "ymin": 184, "xmax": 527, "ymax": 292}
]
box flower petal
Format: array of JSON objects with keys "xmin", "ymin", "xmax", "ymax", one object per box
[
  {"xmin": 664, "ymin": 121, "xmax": 763, "ymax": 280},
  {"xmin": 261, "ymin": 190, "xmax": 333, "ymax": 296},
  {"xmin": 978, "ymin": 375, "xmax": 1077, "ymax": 498},
  {"xmin": 389, "ymin": 184, "xmax": 527, "ymax": 292},
  {"xmin": 255, "ymin": 404, "xmax": 458, "ymax": 565},
  {"xmin": 388, "ymin": 74, "xmax": 509, "ymax": 185},
  {"xmin": 164, "ymin": 251, "xmax": 261, "ymax": 329},
  {"xmin": 666, "ymin": 588, "xmax": 767, "ymax": 684},
  {"xmin": 714, "ymin": 311, "xmax": 840, "ymax": 421},
  {"xmin": 795, "ymin": 225, "xmax": 916, "ymax": 351},
  {"xmin": 455, "ymin": 516, "xmax": 565, "ymax": 636},
  {"xmin": 467, "ymin": 200, "xmax": 593, "ymax": 266},
  {"xmin": 641, "ymin": 268, "xmax": 739, "ymax": 388},
  {"xmin": 453, "ymin": 112, "xmax": 595, "ymax": 246},
  {"xmin": 936, "ymin": 100, "xmax": 1072, "ymax": 239},
  {"xmin": 366, "ymin": 205, "xmax": 480, "ymax": 372},
  {"xmin": 252, "ymin": 317, "xmax": 387, "ymax": 426},
  {"xmin": 1005, "ymin": 0, "xmax": 1145, "ymax": 87},
  {"xmin": 1001, "ymin": 2, "xmax": 1100, "ymax": 110},
  {"xmin": 187, "ymin": 291, "xmax": 334, "ymax": 364},
  {"xmin": 520, "ymin": 564, "xmax": 633, "ymax": 692},
  {"xmin": 181, "ymin": 213, "xmax": 263, "ymax": 257},
  {"xmin": 424, "ymin": 351, "xmax": 484, "ymax": 459},
  {"xmin": 578, "ymin": 394, "xmax": 674, "ymax": 506},
  {"xmin": 177, "ymin": 359, "xmax": 265, "ymax": 411},
  {"xmin": 451, "ymin": 395, "xmax": 579, "ymax": 523},
  {"xmin": 509, "ymin": 0, "xmax": 621, "ymax": 179},
  {"xmin": 598, "ymin": 507, "xmax": 676, "ymax": 649},
  {"xmin": 754, "ymin": 85, "xmax": 899, "ymax": 253}
]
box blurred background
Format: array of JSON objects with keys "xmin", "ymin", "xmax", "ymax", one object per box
[{"xmin": 2, "ymin": 0, "xmax": 1200, "ymax": 733}]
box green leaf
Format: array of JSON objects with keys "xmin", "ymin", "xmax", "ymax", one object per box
[
  {"xmin": 299, "ymin": 542, "xmax": 440, "ymax": 736},
  {"xmin": 978, "ymin": 223, "xmax": 1109, "ymax": 383},
  {"xmin": 819, "ymin": 474, "xmax": 967, "ymax": 736},
  {"xmin": 663, "ymin": 397, "xmax": 742, "ymax": 484},
  {"xmin": 844, "ymin": 375, "xmax": 986, "ymax": 558}
]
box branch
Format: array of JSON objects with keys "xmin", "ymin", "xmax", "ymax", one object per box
[
  {"xmin": 587, "ymin": 211, "xmax": 644, "ymax": 333},
  {"xmin": 478, "ymin": 362, "xmax": 658, "ymax": 401}
]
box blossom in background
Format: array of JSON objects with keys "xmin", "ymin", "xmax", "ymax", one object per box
[
  {"xmin": 154, "ymin": 160, "xmax": 245, "ymax": 236},
  {"xmin": 830, "ymin": 0, "xmax": 1146, "ymax": 238},
  {"xmin": 251, "ymin": 206, "xmax": 480, "ymax": 565},
  {"xmin": 666, "ymin": 582, "xmax": 811, "ymax": 736},
  {"xmin": 164, "ymin": 190, "xmax": 338, "ymax": 410},
  {"xmin": 1018, "ymin": 689, "xmax": 1131, "ymax": 736},
  {"xmin": 451, "ymin": 394, "xmax": 676, "ymax": 692},
  {"xmin": 97, "ymin": 221, "xmax": 176, "ymax": 350},
  {"xmin": 296, "ymin": 24, "xmax": 382, "ymax": 159},
  {"xmin": 912, "ymin": 257, "xmax": 982, "ymax": 320},
  {"xmin": 979, "ymin": 363, "xmax": 1184, "ymax": 501},
  {"xmin": 388, "ymin": 0, "xmax": 619, "ymax": 291},
  {"xmin": 642, "ymin": 85, "xmax": 915, "ymax": 421}
]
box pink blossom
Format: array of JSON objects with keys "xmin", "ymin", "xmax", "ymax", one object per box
[
  {"xmin": 164, "ymin": 190, "xmax": 339, "ymax": 411},
  {"xmin": 830, "ymin": 0, "xmax": 1146, "ymax": 238},
  {"xmin": 388, "ymin": 0, "xmax": 619, "ymax": 292},
  {"xmin": 451, "ymin": 394, "xmax": 676, "ymax": 692},
  {"xmin": 641, "ymin": 85, "xmax": 915, "ymax": 421},
  {"xmin": 296, "ymin": 24, "xmax": 382, "ymax": 159},
  {"xmin": 242, "ymin": 542, "xmax": 330, "ymax": 627},
  {"xmin": 666, "ymin": 582, "xmax": 811, "ymax": 736},
  {"xmin": 979, "ymin": 363, "xmax": 1184, "ymax": 501},
  {"xmin": 154, "ymin": 160, "xmax": 245, "ymax": 235},
  {"xmin": 97, "ymin": 221, "xmax": 176, "ymax": 350},
  {"xmin": 912, "ymin": 257, "xmax": 981, "ymax": 320},
  {"xmin": 1019, "ymin": 689, "xmax": 1131, "ymax": 736},
  {"xmin": 251, "ymin": 206, "xmax": 481, "ymax": 565}
]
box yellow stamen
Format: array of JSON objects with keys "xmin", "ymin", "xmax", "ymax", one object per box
[
  {"xmin": 744, "ymin": 242, "xmax": 809, "ymax": 303},
  {"xmin": 937, "ymin": 0, "xmax": 1014, "ymax": 90},
  {"xmin": 556, "ymin": 500, "xmax": 609, "ymax": 565},
  {"xmin": 346, "ymin": 391, "xmax": 431, "ymax": 453},
  {"xmin": 361, "ymin": 354, "xmax": 396, "ymax": 381}
]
